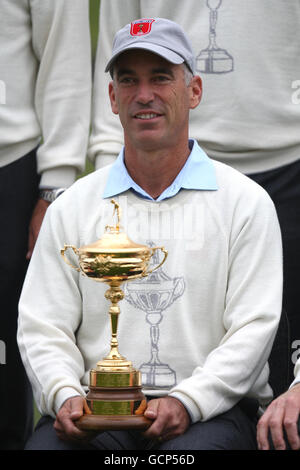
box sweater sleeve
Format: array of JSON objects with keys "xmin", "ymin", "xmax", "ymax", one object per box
[
  {"xmin": 169, "ymin": 186, "xmax": 283, "ymax": 422},
  {"xmin": 30, "ymin": 0, "xmax": 91, "ymax": 188},
  {"xmin": 290, "ymin": 360, "xmax": 300, "ymax": 388},
  {"xmin": 17, "ymin": 193, "xmax": 86, "ymax": 417},
  {"xmin": 88, "ymin": 0, "xmax": 141, "ymax": 169}
]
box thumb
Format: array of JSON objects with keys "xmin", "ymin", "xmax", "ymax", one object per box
[
  {"xmin": 69, "ymin": 396, "xmax": 88, "ymax": 420},
  {"xmin": 144, "ymin": 399, "xmax": 159, "ymax": 420}
]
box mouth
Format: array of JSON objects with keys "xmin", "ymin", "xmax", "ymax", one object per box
[{"xmin": 134, "ymin": 112, "xmax": 162, "ymax": 120}]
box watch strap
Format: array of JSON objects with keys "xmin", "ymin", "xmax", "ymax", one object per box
[{"xmin": 39, "ymin": 188, "xmax": 66, "ymax": 203}]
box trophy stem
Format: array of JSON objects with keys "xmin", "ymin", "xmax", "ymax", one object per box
[{"xmin": 97, "ymin": 282, "xmax": 132, "ymax": 369}]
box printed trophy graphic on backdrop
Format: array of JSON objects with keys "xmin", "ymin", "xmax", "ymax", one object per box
[
  {"xmin": 125, "ymin": 243, "xmax": 185, "ymax": 389},
  {"xmin": 197, "ymin": 0, "xmax": 234, "ymax": 74}
]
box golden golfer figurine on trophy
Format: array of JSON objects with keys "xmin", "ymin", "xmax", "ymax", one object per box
[{"xmin": 61, "ymin": 200, "xmax": 168, "ymax": 431}]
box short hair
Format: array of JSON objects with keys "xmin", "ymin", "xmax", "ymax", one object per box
[
  {"xmin": 183, "ymin": 64, "xmax": 193, "ymax": 86},
  {"xmin": 111, "ymin": 61, "xmax": 193, "ymax": 87}
]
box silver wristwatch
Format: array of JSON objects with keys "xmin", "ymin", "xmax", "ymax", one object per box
[{"xmin": 39, "ymin": 188, "xmax": 66, "ymax": 203}]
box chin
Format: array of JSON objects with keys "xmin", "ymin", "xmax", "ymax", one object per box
[{"xmin": 135, "ymin": 137, "xmax": 166, "ymax": 152}]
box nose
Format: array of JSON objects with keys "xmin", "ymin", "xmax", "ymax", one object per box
[{"xmin": 135, "ymin": 81, "xmax": 154, "ymax": 105}]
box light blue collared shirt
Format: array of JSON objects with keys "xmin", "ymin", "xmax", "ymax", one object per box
[{"xmin": 103, "ymin": 140, "xmax": 218, "ymax": 201}]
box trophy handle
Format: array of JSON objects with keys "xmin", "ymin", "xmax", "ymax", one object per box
[
  {"xmin": 144, "ymin": 246, "xmax": 168, "ymax": 276},
  {"xmin": 60, "ymin": 244, "xmax": 81, "ymax": 272}
]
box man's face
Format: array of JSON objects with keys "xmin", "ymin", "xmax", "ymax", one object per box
[{"xmin": 109, "ymin": 50, "xmax": 202, "ymax": 152}]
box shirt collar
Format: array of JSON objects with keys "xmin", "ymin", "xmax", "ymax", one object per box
[{"xmin": 102, "ymin": 139, "xmax": 218, "ymax": 201}]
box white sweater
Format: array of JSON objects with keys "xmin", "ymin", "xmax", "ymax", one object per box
[
  {"xmin": 89, "ymin": 0, "xmax": 300, "ymax": 174},
  {"xmin": 0, "ymin": 0, "xmax": 91, "ymax": 188},
  {"xmin": 18, "ymin": 157, "xmax": 283, "ymax": 422}
]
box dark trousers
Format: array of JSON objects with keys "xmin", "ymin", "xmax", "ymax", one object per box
[
  {"xmin": 25, "ymin": 401, "xmax": 258, "ymax": 450},
  {"xmin": 248, "ymin": 158, "xmax": 300, "ymax": 387},
  {"xmin": 0, "ymin": 149, "xmax": 39, "ymax": 449}
]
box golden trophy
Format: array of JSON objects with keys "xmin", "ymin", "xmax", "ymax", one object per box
[{"xmin": 61, "ymin": 200, "xmax": 168, "ymax": 431}]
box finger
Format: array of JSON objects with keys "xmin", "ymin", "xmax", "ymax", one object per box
[
  {"xmin": 144, "ymin": 407, "xmax": 175, "ymax": 440},
  {"xmin": 55, "ymin": 424, "xmax": 90, "ymax": 444},
  {"xmin": 283, "ymin": 406, "xmax": 300, "ymax": 450},
  {"xmin": 156, "ymin": 432, "xmax": 176, "ymax": 444},
  {"xmin": 268, "ymin": 404, "xmax": 286, "ymax": 450},
  {"xmin": 257, "ymin": 414, "xmax": 271, "ymax": 450},
  {"xmin": 83, "ymin": 399, "xmax": 92, "ymax": 415},
  {"xmin": 143, "ymin": 400, "xmax": 160, "ymax": 436},
  {"xmin": 144, "ymin": 399, "xmax": 159, "ymax": 420},
  {"xmin": 284, "ymin": 420, "xmax": 300, "ymax": 450},
  {"xmin": 69, "ymin": 398, "xmax": 94, "ymax": 440},
  {"xmin": 55, "ymin": 416, "xmax": 90, "ymax": 442},
  {"xmin": 56, "ymin": 403, "xmax": 88, "ymax": 440},
  {"xmin": 257, "ymin": 402, "xmax": 279, "ymax": 451},
  {"xmin": 53, "ymin": 423, "xmax": 72, "ymax": 442},
  {"xmin": 143, "ymin": 419, "xmax": 163, "ymax": 438},
  {"xmin": 69, "ymin": 396, "xmax": 87, "ymax": 420},
  {"xmin": 55, "ymin": 415, "xmax": 80, "ymax": 437}
]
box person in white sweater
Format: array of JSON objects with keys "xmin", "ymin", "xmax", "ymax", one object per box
[
  {"xmin": 0, "ymin": 0, "xmax": 91, "ymax": 449},
  {"xmin": 18, "ymin": 18, "xmax": 282, "ymax": 450},
  {"xmin": 89, "ymin": 0, "xmax": 300, "ymax": 395},
  {"xmin": 89, "ymin": 0, "xmax": 300, "ymax": 174}
]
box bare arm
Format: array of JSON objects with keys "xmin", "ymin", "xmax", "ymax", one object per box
[{"xmin": 26, "ymin": 198, "xmax": 50, "ymax": 259}]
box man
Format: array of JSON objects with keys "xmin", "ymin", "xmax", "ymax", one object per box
[
  {"xmin": 90, "ymin": 0, "xmax": 300, "ymax": 391},
  {"xmin": 18, "ymin": 18, "xmax": 282, "ymax": 451},
  {"xmin": 0, "ymin": 0, "xmax": 91, "ymax": 449}
]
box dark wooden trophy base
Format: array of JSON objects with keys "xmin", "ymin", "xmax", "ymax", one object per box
[
  {"xmin": 76, "ymin": 414, "xmax": 152, "ymax": 431},
  {"xmin": 75, "ymin": 384, "xmax": 152, "ymax": 431}
]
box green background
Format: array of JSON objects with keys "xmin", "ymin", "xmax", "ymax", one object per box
[
  {"xmin": 81, "ymin": 0, "xmax": 101, "ymax": 177},
  {"xmin": 90, "ymin": 0, "xmax": 101, "ymax": 62}
]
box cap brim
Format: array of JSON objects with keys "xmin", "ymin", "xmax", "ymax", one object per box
[{"xmin": 105, "ymin": 43, "xmax": 185, "ymax": 72}]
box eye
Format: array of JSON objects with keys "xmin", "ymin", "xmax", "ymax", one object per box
[
  {"xmin": 153, "ymin": 75, "xmax": 171, "ymax": 83},
  {"xmin": 118, "ymin": 76, "xmax": 137, "ymax": 85}
]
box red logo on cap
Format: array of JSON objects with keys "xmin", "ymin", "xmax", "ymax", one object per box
[{"xmin": 130, "ymin": 19, "xmax": 155, "ymax": 36}]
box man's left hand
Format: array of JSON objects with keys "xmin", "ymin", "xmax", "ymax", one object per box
[
  {"xmin": 143, "ymin": 396, "xmax": 191, "ymax": 443},
  {"xmin": 257, "ymin": 383, "xmax": 300, "ymax": 450},
  {"xmin": 26, "ymin": 198, "xmax": 50, "ymax": 259}
]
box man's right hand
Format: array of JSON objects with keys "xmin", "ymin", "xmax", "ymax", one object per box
[{"xmin": 54, "ymin": 396, "xmax": 93, "ymax": 443}]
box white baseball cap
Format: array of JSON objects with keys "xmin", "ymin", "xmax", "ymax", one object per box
[{"xmin": 105, "ymin": 18, "xmax": 196, "ymax": 75}]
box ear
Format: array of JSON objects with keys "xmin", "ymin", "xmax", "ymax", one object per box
[
  {"xmin": 189, "ymin": 75, "xmax": 202, "ymax": 110},
  {"xmin": 108, "ymin": 81, "xmax": 119, "ymax": 115}
]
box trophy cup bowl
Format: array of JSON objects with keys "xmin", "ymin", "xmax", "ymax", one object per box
[{"xmin": 61, "ymin": 200, "xmax": 168, "ymax": 431}]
